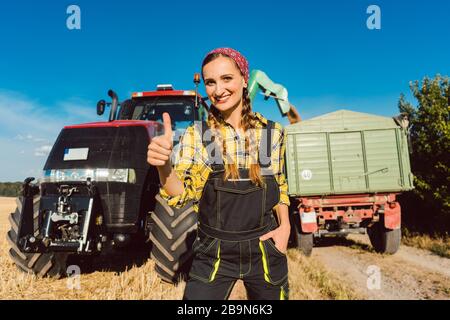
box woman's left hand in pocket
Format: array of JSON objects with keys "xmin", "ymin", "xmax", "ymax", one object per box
[{"xmin": 259, "ymin": 225, "xmax": 290, "ymax": 254}]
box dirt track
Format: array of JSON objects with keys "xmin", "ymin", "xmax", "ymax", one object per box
[
  {"xmin": 0, "ymin": 197, "xmax": 448, "ymax": 300},
  {"xmin": 312, "ymin": 235, "xmax": 449, "ymax": 299}
]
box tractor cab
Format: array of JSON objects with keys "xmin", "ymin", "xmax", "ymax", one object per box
[
  {"xmin": 97, "ymin": 80, "xmax": 209, "ymax": 144},
  {"xmin": 123, "ymin": 85, "xmax": 208, "ymax": 132}
]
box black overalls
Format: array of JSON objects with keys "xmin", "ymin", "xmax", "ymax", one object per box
[{"xmin": 183, "ymin": 121, "xmax": 289, "ymax": 300}]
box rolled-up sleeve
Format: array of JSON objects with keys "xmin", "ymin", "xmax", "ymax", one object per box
[
  {"xmin": 271, "ymin": 125, "xmax": 290, "ymax": 206},
  {"xmin": 159, "ymin": 125, "xmax": 206, "ymax": 209}
]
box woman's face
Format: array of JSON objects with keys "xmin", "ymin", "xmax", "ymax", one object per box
[{"xmin": 202, "ymin": 56, "xmax": 247, "ymax": 115}]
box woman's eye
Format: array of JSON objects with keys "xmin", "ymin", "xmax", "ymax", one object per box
[{"xmin": 224, "ymin": 77, "xmax": 232, "ymax": 81}]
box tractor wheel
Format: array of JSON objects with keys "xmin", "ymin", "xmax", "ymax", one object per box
[
  {"xmin": 367, "ymin": 221, "xmax": 401, "ymax": 254},
  {"xmin": 6, "ymin": 196, "xmax": 69, "ymax": 278},
  {"xmin": 149, "ymin": 194, "xmax": 198, "ymax": 284}
]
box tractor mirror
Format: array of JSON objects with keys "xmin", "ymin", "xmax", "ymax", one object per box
[{"xmin": 97, "ymin": 100, "xmax": 106, "ymax": 115}]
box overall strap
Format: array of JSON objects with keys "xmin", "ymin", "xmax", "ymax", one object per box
[
  {"xmin": 195, "ymin": 121, "xmax": 224, "ymax": 172},
  {"xmin": 259, "ymin": 120, "xmax": 274, "ymax": 168}
]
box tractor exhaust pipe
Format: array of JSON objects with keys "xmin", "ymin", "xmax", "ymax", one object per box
[{"xmin": 108, "ymin": 89, "xmax": 119, "ymax": 121}]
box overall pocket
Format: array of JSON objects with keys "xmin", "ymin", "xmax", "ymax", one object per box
[
  {"xmin": 214, "ymin": 180, "xmax": 265, "ymax": 231},
  {"xmin": 266, "ymin": 238, "xmax": 287, "ymax": 256},
  {"xmin": 189, "ymin": 236, "xmax": 221, "ymax": 283},
  {"xmin": 192, "ymin": 231, "xmax": 218, "ymax": 255},
  {"xmin": 259, "ymin": 240, "xmax": 288, "ymax": 285}
]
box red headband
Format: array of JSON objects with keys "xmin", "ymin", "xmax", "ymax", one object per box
[{"xmin": 202, "ymin": 47, "xmax": 249, "ymax": 82}]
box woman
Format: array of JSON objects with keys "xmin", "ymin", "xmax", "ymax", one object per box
[{"xmin": 147, "ymin": 48, "xmax": 290, "ymax": 300}]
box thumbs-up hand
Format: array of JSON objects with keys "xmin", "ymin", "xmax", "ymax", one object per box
[
  {"xmin": 162, "ymin": 112, "xmax": 173, "ymax": 140},
  {"xmin": 147, "ymin": 112, "xmax": 174, "ymax": 167}
]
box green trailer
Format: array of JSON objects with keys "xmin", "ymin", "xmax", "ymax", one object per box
[{"xmin": 285, "ymin": 110, "xmax": 413, "ymax": 255}]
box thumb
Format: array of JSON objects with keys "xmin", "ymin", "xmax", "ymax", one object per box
[
  {"xmin": 259, "ymin": 231, "xmax": 274, "ymax": 241},
  {"xmin": 162, "ymin": 112, "xmax": 173, "ymax": 140}
]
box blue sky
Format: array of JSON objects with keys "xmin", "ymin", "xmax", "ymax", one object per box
[{"xmin": 0, "ymin": 0, "xmax": 449, "ymax": 181}]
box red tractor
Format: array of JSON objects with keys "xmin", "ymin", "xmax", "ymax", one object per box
[{"xmin": 7, "ymin": 78, "xmax": 207, "ymax": 278}]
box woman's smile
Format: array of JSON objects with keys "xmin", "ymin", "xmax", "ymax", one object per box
[{"xmin": 215, "ymin": 94, "xmax": 231, "ymax": 104}]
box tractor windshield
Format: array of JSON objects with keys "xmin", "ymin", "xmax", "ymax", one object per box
[{"xmin": 122, "ymin": 96, "xmax": 206, "ymax": 131}]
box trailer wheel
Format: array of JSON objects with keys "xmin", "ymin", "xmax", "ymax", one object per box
[
  {"xmin": 296, "ymin": 231, "xmax": 313, "ymax": 256},
  {"xmin": 293, "ymin": 219, "xmax": 313, "ymax": 256},
  {"xmin": 290, "ymin": 210, "xmax": 314, "ymax": 256},
  {"xmin": 149, "ymin": 195, "xmax": 198, "ymax": 284},
  {"xmin": 367, "ymin": 221, "xmax": 401, "ymax": 254},
  {"xmin": 6, "ymin": 196, "xmax": 69, "ymax": 278}
]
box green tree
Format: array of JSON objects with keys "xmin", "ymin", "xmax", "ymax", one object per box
[
  {"xmin": 0, "ymin": 182, "xmax": 22, "ymax": 197},
  {"xmin": 398, "ymin": 75, "xmax": 450, "ymax": 234}
]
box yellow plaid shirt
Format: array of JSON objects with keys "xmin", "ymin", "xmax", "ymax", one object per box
[{"xmin": 160, "ymin": 112, "xmax": 290, "ymax": 212}]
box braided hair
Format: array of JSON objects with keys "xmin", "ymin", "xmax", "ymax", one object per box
[{"xmin": 202, "ymin": 53, "xmax": 264, "ymax": 186}]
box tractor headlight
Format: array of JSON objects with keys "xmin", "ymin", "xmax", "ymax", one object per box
[
  {"xmin": 41, "ymin": 168, "xmax": 135, "ymax": 184},
  {"xmin": 99, "ymin": 168, "xmax": 129, "ymax": 183}
]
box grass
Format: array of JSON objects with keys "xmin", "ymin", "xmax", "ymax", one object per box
[
  {"xmin": 402, "ymin": 228, "xmax": 450, "ymax": 259},
  {"xmin": 286, "ymin": 250, "xmax": 360, "ymax": 300}
]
